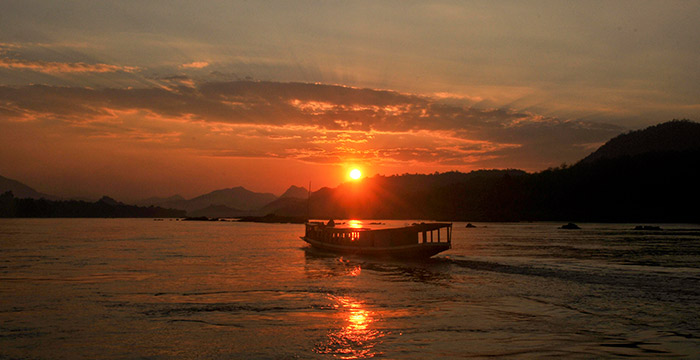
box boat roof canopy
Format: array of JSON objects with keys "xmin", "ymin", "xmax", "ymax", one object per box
[{"xmin": 306, "ymin": 221, "xmax": 451, "ymax": 232}]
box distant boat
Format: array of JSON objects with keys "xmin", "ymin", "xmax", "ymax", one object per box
[{"xmin": 301, "ymin": 221, "xmax": 452, "ymax": 258}]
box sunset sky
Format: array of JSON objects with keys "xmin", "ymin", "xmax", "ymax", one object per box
[{"xmin": 1, "ymin": 1, "xmax": 698, "ymax": 201}]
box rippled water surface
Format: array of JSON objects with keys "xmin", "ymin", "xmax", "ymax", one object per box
[{"xmin": 1, "ymin": 219, "xmax": 699, "ymax": 359}]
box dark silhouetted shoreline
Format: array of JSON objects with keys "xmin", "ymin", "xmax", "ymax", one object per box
[{"xmin": 0, "ymin": 193, "xmax": 185, "ymax": 218}]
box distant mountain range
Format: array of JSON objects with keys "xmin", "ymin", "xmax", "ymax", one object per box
[
  {"xmin": 135, "ymin": 186, "xmax": 287, "ymax": 216},
  {"xmin": 0, "ymin": 193, "xmax": 184, "ymax": 218},
  {"xmin": 0, "ymin": 175, "xmax": 57, "ymax": 200},
  {"xmin": 133, "ymin": 185, "xmax": 312, "ymax": 217},
  {"xmin": 0, "ymin": 178, "xmax": 308, "ymax": 217},
  {"xmin": 2, "ymin": 120, "xmax": 698, "ymax": 221}
]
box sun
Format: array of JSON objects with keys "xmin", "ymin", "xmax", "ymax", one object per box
[{"xmin": 349, "ymin": 168, "xmax": 362, "ymax": 180}]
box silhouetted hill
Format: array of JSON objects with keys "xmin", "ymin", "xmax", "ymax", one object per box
[
  {"xmin": 582, "ymin": 119, "xmax": 700, "ymax": 163},
  {"xmin": 188, "ymin": 204, "xmax": 246, "ymax": 218},
  {"xmin": 279, "ymin": 185, "xmax": 308, "ymax": 199},
  {"xmin": 259, "ymin": 197, "xmax": 307, "ymax": 216},
  {"xmin": 140, "ymin": 186, "xmax": 277, "ymax": 214},
  {"xmin": 0, "ymin": 175, "xmax": 57, "ymax": 200},
  {"xmin": 529, "ymin": 149, "xmax": 700, "ymax": 222},
  {"xmin": 185, "ymin": 187, "xmax": 276, "ymax": 211},
  {"xmin": 257, "ymin": 185, "xmax": 309, "ymax": 215},
  {"xmin": 98, "ymin": 196, "xmax": 120, "ymax": 206},
  {"xmin": 0, "ymin": 191, "xmax": 185, "ymax": 218}
]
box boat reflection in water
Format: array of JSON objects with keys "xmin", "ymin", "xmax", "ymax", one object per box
[
  {"xmin": 315, "ymin": 295, "xmax": 385, "ymax": 359},
  {"xmin": 303, "ymin": 251, "xmax": 363, "ymax": 279}
]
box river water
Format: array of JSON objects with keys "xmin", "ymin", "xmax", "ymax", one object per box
[{"xmin": 1, "ymin": 219, "xmax": 699, "ymax": 359}]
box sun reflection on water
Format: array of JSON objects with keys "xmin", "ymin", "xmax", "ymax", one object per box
[
  {"xmin": 347, "ymin": 265, "xmax": 361, "ymax": 277},
  {"xmin": 347, "ymin": 220, "xmax": 364, "ymax": 229},
  {"xmin": 315, "ymin": 296, "xmax": 385, "ymax": 359}
]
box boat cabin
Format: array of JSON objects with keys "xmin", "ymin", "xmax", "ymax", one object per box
[{"xmin": 303, "ymin": 222, "xmax": 452, "ymax": 258}]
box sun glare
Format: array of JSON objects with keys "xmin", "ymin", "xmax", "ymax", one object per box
[{"xmin": 349, "ymin": 168, "xmax": 362, "ymax": 180}]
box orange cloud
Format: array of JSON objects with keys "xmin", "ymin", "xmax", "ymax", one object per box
[{"xmin": 180, "ymin": 61, "xmax": 209, "ymax": 69}]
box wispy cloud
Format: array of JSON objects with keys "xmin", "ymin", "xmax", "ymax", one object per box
[{"xmin": 0, "ymin": 58, "xmax": 138, "ymax": 74}]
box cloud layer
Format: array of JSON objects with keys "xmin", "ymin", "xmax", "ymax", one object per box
[{"xmin": 0, "ymin": 80, "xmax": 622, "ymax": 170}]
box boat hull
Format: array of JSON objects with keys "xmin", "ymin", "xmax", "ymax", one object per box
[{"xmin": 301, "ymin": 236, "xmax": 450, "ymax": 259}]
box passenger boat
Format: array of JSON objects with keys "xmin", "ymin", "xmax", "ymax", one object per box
[{"xmin": 301, "ymin": 221, "xmax": 452, "ymax": 258}]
